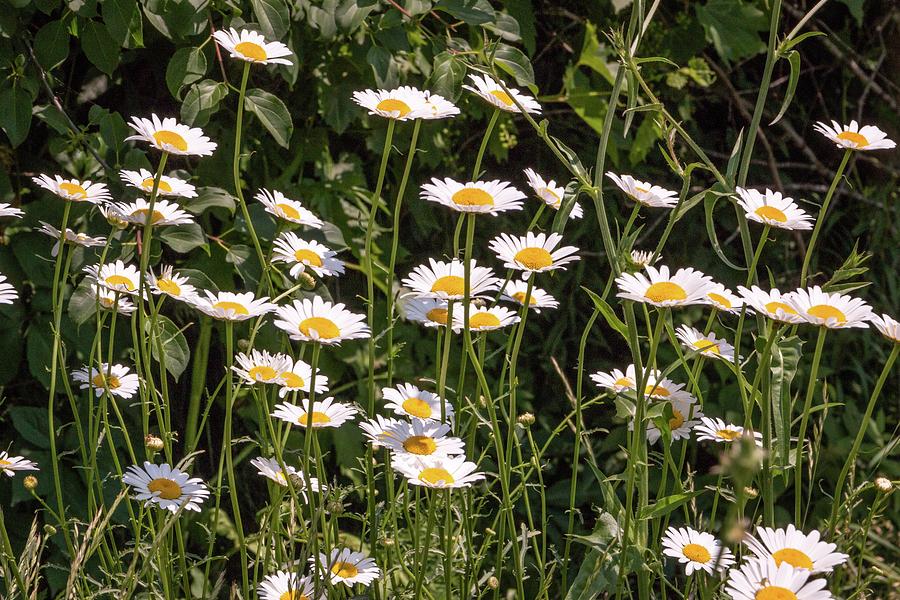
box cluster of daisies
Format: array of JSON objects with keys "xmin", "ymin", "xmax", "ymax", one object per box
[{"xmin": 663, "ymin": 523, "xmax": 848, "ymax": 599}]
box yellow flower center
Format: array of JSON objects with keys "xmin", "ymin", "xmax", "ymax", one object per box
[
  {"xmin": 281, "ymin": 372, "xmax": 305, "ymax": 388},
  {"xmin": 299, "ymin": 317, "xmax": 340, "ymax": 339},
  {"xmin": 837, "ymin": 130, "xmax": 869, "ymax": 147},
  {"xmin": 669, "ymin": 409, "xmax": 685, "ymax": 431},
  {"xmin": 105, "ymin": 275, "xmax": 136, "ymax": 291},
  {"xmin": 755, "ymin": 205, "xmax": 788, "ymax": 222},
  {"xmin": 152, "ymin": 130, "xmax": 188, "ymax": 152},
  {"xmin": 402, "ymin": 397, "xmax": 433, "ymax": 419},
  {"xmin": 512, "ymin": 291, "xmax": 537, "ymax": 305},
  {"xmin": 298, "ymin": 411, "xmax": 331, "ymax": 426},
  {"xmin": 375, "ymin": 98, "xmax": 412, "ymax": 118},
  {"xmin": 764, "ymin": 301, "xmax": 798, "ymax": 316},
  {"xmin": 133, "ymin": 208, "xmax": 167, "ymax": 224},
  {"xmin": 156, "ymin": 279, "xmax": 181, "ymax": 296},
  {"xmin": 213, "ymin": 301, "xmax": 249, "ymax": 315},
  {"xmin": 402, "ymin": 435, "xmax": 438, "ymax": 455},
  {"xmin": 419, "ymin": 467, "xmax": 455, "ymax": 485},
  {"xmin": 0, "ymin": 459, "xmax": 10, "ymax": 466},
  {"xmin": 140, "ymin": 177, "xmax": 173, "ymax": 193},
  {"xmin": 279, "ymin": 591, "xmax": 309, "ymax": 600},
  {"xmin": 331, "ymin": 561, "xmax": 359, "ymax": 578},
  {"xmin": 514, "ymin": 247, "xmax": 554, "ymax": 270},
  {"xmin": 489, "ymin": 90, "xmax": 514, "ymax": 106},
  {"xmin": 426, "ymin": 308, "xmax": 449, "ymax": 324},
  {"xmin": 693, "ymin": 340, "xmax": 720, "ymax": 354},
  {"xmin": 807, "ymin": 304, "xmax": 847, "ymax": 323},
  {"xmin": 755, "ymin": 586, "xmax": 798, "ymax": 600},
  {"xmin": 717, "ymin": 429, "xmax": 741, "ymax": 441},
  {"xmin": 430, "ymin": 275, "xmax": 465, "ymax": 296},
  {"xmin": 682, "ymin": 543, "xmax": 711, "ymax": 563},
  {"xmin": 634, "ymin": 186, "xmax": 650, "ymax": 195},
  {"xmin": 249, "ymin": 365, "xmax": 278, "ymax": 381},
  {"xmin": 147, "ymin": 477, "xmax": 183, "ymax": 500},
  {"xmin": 276, "ymin": 203, "xmax": 301, "ymax": 219},
  {"xmin": 645, "ymin": 384, "xmax": 670, "ymax": 398},
  {"xmin": 773, "ymin": 548, "xmax": 814, "ymax": 570},
  {"xmin": 542, "ymin": 187, "xmax": 561, "ymax": 203},
  {"xmin": 294, "ymin": 249, "xmax": 323, "ymax": 266},
  {"xmin": 469, "ymin": 312, "xmax": 501, "ymax": 329},
  {"xmin": 59, "ymin": 182, "xmax": 88, "ymax": 199},
  {"xmin": 234, "ymin": 41, "xmax": 268, "ymax": 61},
  {"xmin": 644, "ymin": 282, "xmax": 687, "ymax": 303},
  {"xmin": 707, "ymin": 292, "xmax": 732, "ymax": 309},
  {"xmin": 451, "ymin": 188, "xmax": 494, "ymax": 207},
  {"xmin": 91, "ymin": 373, "xmax": 122, "ymax": 389},
  {"xmin": 614, "ymin": 377, "xmax": 634, "ymax": 388}
]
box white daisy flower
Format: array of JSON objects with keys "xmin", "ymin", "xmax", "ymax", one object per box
[
  {"xmin": 272, "ymin": 397, "xmax": 359, "ymax": 429},
  {"xmin": 148, "ymin": 266, "xmax": 199, "ymax": 303},
  {"xmin": 630, "ymin": 249, "xmax": 659, "ymax": 269},
  {"xmin": 401, "ymin": 297, "xmax": 457, "ymax": 328},
  {"xmin": 787, "ymin": 286, "xmax": 874, "ymax": 329},
  {"xmin": 737, "ymin": 286, "xmax": 804, "ymax": 324},
  {"xmin": 351, "ymin": 86, "xmax": 429, "ymax": 121},
  {"xmin": 232, "ymin": 349, "xmax": 292, "ymax": 384},
  {"xmin": 108, "ymin": 198, "xmax": 195, "ymax": 227},
  {"xmin": 258, "ymin": 570, "xmax": 323, "ymax": 600},
  {"xmin": 646, "ymin": 398, "xmax": 704, "ymax": 445},
  {"xmin": 32, "ymin": 174, "xmax": 111, "ymax": 204},
  {"xmin": 401, "ymin": 258, "xmax": 500, "ymax": 300},
  {"xmin": 616, "ymin": 265, "xmax": 716, "ymax": 307},
  {"xmin": 418, "ymin": 90, "xmax": 460, "ymax": 120},
  {"xmin": 272, "ymin": 232, "xmax": 344, "ymax": 279},
  {"xmin": 359, "ymin": 415, "xmax": 407, "ymax": 449},
  {"xmin": 99, "ymin": 205, "xmax": 130, "ymax": 230},
  {"xmin": 126, "ymin": 114, "xmax": 217, "ymax": 156},
  {"xmin": 695, "ymin": 416, "xmax": 762, "ymax": 446},
  {"xmin": 725, "ymin": 558, "xmax": 833, "ymax": 600},
  {"xmin": 813, "ymin": 119, "xmax": 896, "ymax": 151},
  {"xmin": 500, "ymin": 280, "xmax": 559, "ymax": 312},
  {"xmin": 675, "ymin": 325, "xmax": 736, "ymax": 361},
  {"xmin": 463, "ymin": 73, "xmax": 541, "ymax": 114},
  {"xmin": 38, "ymin": 222, "xmax": 106, "ymax": 257},
  {"xmin": 744, "ymin": 524, "xmax": 849, "ymax": 573},
  {"xmin": 120, "ymin": 168, "xmax": 197, "ymax": 198},
  {"xmin": 192, "ymin": 290, "xmax": 277, "ymax": 321},
  {"xmin": 661, "ymin": 526, "xmax": 735, "ymax": 575},
  {"xmin": 420, "ymin": 177, "xmax": 526, "ymax": 215},
  {"xmin": 606, "ymin": 172, "xmax": 678, "ymax": 208},
  {"xmin": 277, "ymin": 358, "xmax": 329, "ymax": 397},
  {"xmin": 0, "ymin": 203, "xmax": 24, "ymax": 218},
  {"xmin": 383, "ymin": 383, "xmax": 452, "ymax": 422},
  {"xmin": 84, "ymin": 260, "xmax": 142, "ymax": 295},
  {"xmin": 452, "ymin": 303, "xmax": 520, "ymax": 332},
  {"xmin": 522, "ymin": 168, "xmax": 582, "ymax": 218},
  {"xmin": 0, "ymin": 451, "xmax": 39, "ymax": 477},
  {"xmin": 249, "ymin": 457, "xmax": 323, "ymax": 499},
  {"xmin": 489, "ymin": 231, "xmax": 580, "ymax": 275},
  {"xmin": 88, "ymin": 283, "xmax": 136, "ymax": 315},
  {"xmin": 212, "ymin": 27, "xmax": 293, "ymax": 66},
  {"xmin": 590, "ymin": 364, "xmax": 694, "ymax": 401},
  {"xmin": 735, "ymin": 187, "xmax": 814, "ymax": 231},
  {"xmin": 122, "ymin": 461, "xmax": 210, "ymax": 513},
  {"xmin": 871, "ymin": 313, "xmax": 900, "ymax": 343},
  {"xmin": 379, "ymin": 419, "xmax": 465, "ymax": 458},
  {"xmin": 72, "ymin": 363, "xmax": 140, "ymax": 399},
  {"xmin": 273, "ymin": 296, "xmax": 370, "ymax": 345},
  {"xmin": 255, "ymin": 189, "xmax": 323, "ymax": 228},
  {"xmin": 705, "ymin": 283, "xmax": 744, "ymax": 314},
  {"xmin": 0, "ymin": 275, "xmax": 18, "ymax": 305},
  {"xmin": 393, "ymin": 455, "xmax": 486, "ymax": 489},
  {"xmin": 313, "ymin": 548, "xmax": 381, "ymax": 587}
]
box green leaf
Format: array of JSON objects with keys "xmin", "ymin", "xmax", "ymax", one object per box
[
  {"xmin": 0, "ymin": 85, "xmax": 33, "ymax": 148},
  {"xmin": 146, "ymin": 315, "xmax": 190, "ymax": 380},
  {"xmin": 695, "ymin": 0, "xmax": 768, "ymax": 63},
  {"xmin": 245, "ymin": 88, "xmax": 293, "ymax": 148},
  {"xmin": 576, "ymin": 22, "xmax": 613, "ymax": 82},
  {"xmin": 704, "ymin": 192, "xmax": 745, "ymax": 271},
  {"xmin": 770, "ymin": 335, "xmax": 802, "ymax": 474},
  {"xmin": 429, "ymin": 51, "xmax": 465, "ymax": 100},
  {"xmin": 769, "ymin": 51, "xmax": 800, "ymax": 125},
  {"xmin": 166, "ymin": 47, "xmax": 207, "ymax": 99},
  {"xmin": 8, "ymin": 406, "xmax": 50, "ymax": 449},
  {"xmin": 102, "ymin": 0, "xmax": 140, "ymax": 46},
  {"xmin": 184, "ymin": 187, "xmax": 237, "ymax": 215},
  {"xmin": 81, "ymin": 20, "xmax": 121, "ymax": 75},
  {"xmin": 367, "ymin": 45, "xmax": 392, "ymax": 88},
  {"xmin": 581, "ymin": 287, "xmax": 629, "ymax": 342},
  {"xmin": 493, "ymin": 43, "xmax": 535, "ymax": 89},
  {"xmin": 158, "ymin": 222, "xmax": 207, "ymax": 253},
  {"xmin": 433, "ymin": 0, "xmax": 493, "ymax": 24},
  {"xmin": 34, "ymin": 20, "xmax": 70, "ymax": 69},
  {"xmin": 250, "ymin": 0, "xmax": 290, "ymax": 40},
  {"xmin": 180, "ymin": 79, "xmax": 228, "ymax": 126},
  {"xmin": 638, "ymin": 491, "xmax": 703, "ymax": 520}
]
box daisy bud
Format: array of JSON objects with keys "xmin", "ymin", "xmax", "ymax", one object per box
[
  {"xmin": 288, "ymin": 472, "xmax": 305, "ymax": 488},
  {"xmin": 485, "ymin": 527, "xmax": 496, "ymax": 537},
  {"xmin": 43, "ymin": 524, "xmax": 57, "ymax": 536},
  {"xmin": 237, "ymin": 338, "xmax": 251, "ymax": 352},
  {"xmin": 327, "ymin": 500, "xmax": 344, "ymax": 515},
  {"xmin": 487, "ymin": 576, "xmax": 499, "ymax": 589},
  {"xmin": 299, "ymin": 271, "xmax": 317, "ymax": 290},
  {"xmin": 23, "ymin": 475, "xmax": 38, "ymax": 490},
  {"xmin": 743, "ymin": 486, "xmax": 758, "ymax": 499},
  {"xmin": 145, "ymin": 434, "xmax": 164, "ymax": 452},
  {"xmin": 517, "ymin": 412, "xmax": 535, "ymax": 427},
  {"xmin": 875, "ymin": 477, "xmax": 893, "ymax": 493},
  {"xmin": 382, "ymin": 537, "xmax": 395, "ymax": 547}
]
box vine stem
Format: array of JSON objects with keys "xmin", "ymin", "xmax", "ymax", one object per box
[
  {"xmin": 794, "ymin": 326, "xmax": 827, "ymax": 524},
  {"xmin": 800, "ymin": 149, "xmax": 852, "ymax": 286}
]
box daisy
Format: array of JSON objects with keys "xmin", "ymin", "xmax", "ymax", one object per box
[
  {"xmin": 522, "ymin": 168, "xmax": 583, "ymax": 218},
  {"xmin": 277, "ymin": 358, "xmax": 329, "ymax": 397},
  {"xmin": 735, "ymin": 187, "xmax": 814, "ymax": 231},
  {"xmin": 122, "ymin": 461, "xmax": 210, "ymax": 513},
  {"xmin": 646, "ymin": 398, "xmax": 704, "ymax": 445},
  {"xmin": 0, "ymin": 203, "xmax": 24, "ymax": 218},
  {"xmin": 232, "ymin": 349, "xmax": 292, "ymax": 384},
  {"xmin": 402, "ymin": 258, "xmax": 500, "ymax": 300},
  {"xmin": 787, "ymin": 286, "xmax": 874, "ymax": 329},
  {"xmin": 393, "ymin": 455, "xmax": 486, "ymax": 489},
  {"xmin": 590, "ymin": 364, "xmax": 693, "ymax": 401},
  {"xmin": 813, "ymin": 119, "xmax": 896, "ymax": 151},
  {"xmin": 705, "ymin": 283, "xmax": 744, "ymax": 314},
  {"xmin": 351, "ymin": 86, "xmax": 429, "ymax": 120},
  {"xmin": 489, "ymin": 232, "xmax": 580, "ymax": 275},
  {"xmin": 661, "ymin": 526, "xmax": 735, "ymax": 575},
  {"xmin": 32, "ymin": 174, "xmax": 111, "ymax": 204},
  {"xmin": 871, "ymin": 313, "xmax": 900, "ymax": 343},
  {"xmin": 695, "ymin": 416, "xmax": 762, "ymax": 446},
  {"xmin": 501, "ymin": 280, "xmax": 559, "ymax": 311},
  {"xmin": 120, "ymin": 168, "xmax": 198, "ymax": 198},
  {"xmin": 725, "ymin": 558, "xmax": 833, "ymax": 600},
  {"xmin": 99, "ymin": 205, "xmax": 130, "ymax": 229},
  {"xmin": 744, "ymin": 524, "xmax": 849, "ymax": 572},
  {"xmin": 313, "ymin": 548, "xmax": 381, "ymax": 587},
  {"xmin": 272, "ymin": 232, "xmax": 345, "ymax": 279},
  {"xmin": 108, "ymin": 198, "xmax": 195, "ymax": 227},
  {"xmin": 38, "ymin": 222, "xmax": 106, "ymax": 257},
  {"xmin": 452, "ymin": 303, "xmax": 520, "ymax": 332},
  {"xmin": 616, "ymin": 265, "xmax": 716, "ymax": 308},
  {"xmin": 379, "ymin": 419, "xmax": 465, "ymax": 458},
  {"xmin": 0, "ymin": 451, "xmax": 39, "ymax": 477},
  {"xmin": 738, "ymin": 286, "xmax": 804, "ymax": 324},
  {"xmin": 463, "ymin": 73, "xmax": 541, "ymax": 114},
  {"xmin": 84, "ymin": 260, "xmax": 142, "ymax": 295},
  {"xmin": 272, "ymin": 397, "xmax": 359, "ymax": 429},
  {"xmin": 418, "ymin": 90, "xmax": 460, "ymax": 120},
  {"xmin": 675, "ymin": 325, "xmax": 736, "ymax": 361},
  {"xmin": 359, "ymin": 415, "xmax": 406, "ymax": 448},
  {"xmin": 401, "ymin": 297, "xmax": 457, "ymax": 328},
  {"xmin": 420, "ymin": 177, "xmax": 526, "ymax": 215},
  {"xmin": 0, "ymin": 275, "xmax": 18, "ymax": 305},
  {"xmin": 88, "ymin": 283, "xmax": 136, "ymax": 315},
  {"xmin": 630, "ymin": 249, "xmax": 659, "ymax": 269},
  {"xmin": 383, "ymin": 383, "xmax": 452, "ymax": 422},
  {"xmin": 273, "ymin": 296, "xmax": 369, "ymax": 345},
  {"xmin": 606, "ymin": 172, "xmax": 678, "ymax": 208},
  {"xmin": 72, "ymin": 363, "xmax": 140, "ymax": 399},
  {"xmin": 258, "ymin": 571, "xmax": 323, "ymax": 600},
  {"xmin": 126, "ymin": 114, "xmax": 217, "ymax": 156},
  {"xmin": 212, "ymin": 27, "xmax": 293, "ymax": 66},
  {"xmin": 148, "ymin": 267, "xmax": 199, "ymax": 303},
  {"xmin": 249, "ymin": 457, "xmax": 322, "ymax": 496},
  {"xmin": 255, "ymin": 189, "xmax": 323, "ymax": 227},
  {"xmin": 193, "ymin": 290, "xmax": 277, "ymax": 321}
]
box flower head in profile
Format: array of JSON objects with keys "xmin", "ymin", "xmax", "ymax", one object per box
[
  {"xmin": 0, "ymin": 275, "xmax": 18, "ymax": 305},
  {"xmin": 418, "ymin": 90, "xmax": 460, "ymax": 120},
  {"xmin": 871, "ymin": 313, "xmax": 900, "ymax": 343},
  {"xmin": 463, "ymin": 73, "xmax": 541, "ymax": 114},
  {"xmin": 256, "ymin": 189, "xmax": 323, "ymax": 227},
  {"xmin": 725, "ymin": 558, "xmax": 833, "ymax": 600},
  {"xmin": 380, "ymin": 419, "xmax": 465, "ymax": 458},
  {"xmin": 661, "ymin": 526, "xmax": 734, "ymax": 575},
  {"xmin": 383, "ymin": 383, "xmax": 452, "ymax": 422},
  {"xmin": 274, "ymin": 296, "xmax": 369, "ymax": 345},
  {"xmin": 616, "ymin": 265, "xmax": 715, "ymax": 308},
  {"xmin": 272, "ymin": 232, "xmax": 344, "ymax": 279},
  {"xmin": 277, "ymin": 358, "xmax": 329, "ymax": 397},
  {"xmin": 108, "ymin": 198, "xmax": 195, "ymax": 227},
  {"xmin": 193, "ymin": 291, "xmax": 277, "ymax": 321},
  {"xmin": 402, "ymin": 258, "xmax": 500, "ymax": 301},
  {"xmin": 272, "ymin": 397, "xmax": 359, "ymax": 429},
  {"xmin": 120, "ymin": 168, "xmax": 197, "ymax": 198},
  {"xmin": 126, "ymin": 115, "xmax": 217, "ymax": 156},
  {"xmin": 39, "ymin": 222, "xmax": 106, "ymax": 257},
  {"xmin": 148, "ymin": 267, "xmax": 199, "ymax": 303},
  {"xmin": 72, "ymin": 363, "xmax": 140, "ymax": 399},
  {"xmin": 394, "ymin": 455, "xmax": 486, "ymax": 489},
  {"xmin": 359, "ymin": 415, "xmax": 407, "ymax": 448},
  {"xmin": 0, "ymin": 451, "xmax": 39, "ymax": 477},
  {"xmin": 122, "ymin": 461, "xmax": 210, "ymax": 513},
  {"xmin": 250, "ymin": 457, "xmax": 322, "ymax": 499},
  {"xmin": 258, "ymin": 570, "xmax": 324, "ymax": 600},
  {"xmin": 735, "ymin": 187, "xmax": 814, "ymax": 231},
  {"xmin": 606, "ymin": 172, "xmax": 678, "ymax": 208},
  {"xmin": 590, "ymin": 364, "xmax": 694, "ymax": 402},
  {"xmin": 0, "ymin": 203, "xmax": 24, "ymax": 218},
  {"xmin": 522, "ymin": 168, "xmax": 582, "ymax": 218},
  {"xmin": 629, "ymin": 249, "xmax": 660, "ymax": 270},
  {"xmin": 489, "ymin": 232, "xmax": 579, "ymax": 275},
  {"xmin": 452, "ymin": 303, "xmax": 520, "ymax": 333},
  {"xmin": 675, "ymin": 325, "xmax": 736, "ymax": 361},
  {"xmin": 738, "ymin": 286, "xmax": 804, "ymax": 323},
  {"xmin": 212, "ymin": 27, "xmax": 293, "ymax": 66},
  {"xmin": 32, "ymin": 174, "xmax": 111, "ymax": 204},
  {"xmin": 646, "ymin": 398, "xmax": 703, "ymax": 445},
  {"xmin": 401, "ymin": 297, "xmax": 457, "ymax": 328},
  {"xmin": 313, "ymin": 548, "xmax": 381, "ymax": 587},
  {"xmin": 352, "ymin": 86, "xmax": 431, "ymax": 120},
  {"xmin": 743, "ymin": 524, "xmax": 849, "ymax": 573},
  {"xmin": 501, "ymin": 281, "xmax": 559, "ymax": 312},
  {"xmin": 84, "ymin": 260, "xmax": 142, "ymax": 295},
  {"xmin": 88, "ymin": 283, "xmax": 136, "ymax": 315},
  {"xmin": 814, "ymin": 119, "xmax": 895, "ymax": 151},
  {"xmin": 787, "ymin": 286, "xmax": 874, "ymax": 329},
  {"xmin": 232, "ymin": 350, "xmax": 292, "ymax": 385},
  {"xmin": 705, "ymin": 283, "xmax": 744, "ymax": 314},
  {"xmin": 421, "ymin": 177, "xmax": 526, "ymax": 215},
  {"xmin": 695, "ymin": 416, "xmax": 762, "ymax": 446}
]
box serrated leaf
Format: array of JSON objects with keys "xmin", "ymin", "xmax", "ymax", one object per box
[
  {"xmin": 245, "ymin": 88, "xmax": 293, "ymax": 148},
  {"xmin": 81, "ymin": 20, "xmax": 120, "ymax": 75}
]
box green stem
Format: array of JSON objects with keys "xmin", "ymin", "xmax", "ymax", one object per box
[
  {"xmin": 800, "ymin": 149, "xmax": 852, "ymax": 286},
  {"xmin": 184, "ymin": 317, "xmax": 212, "ymax": 454},
  {"xmin": 794, "ymin": 327, "xmax": 827, "ymax": 524},
  {"xmin": 746, "ymin": 225, "xmax": 770, "ymax": 287},
  {"xmin": 472, "ymin": 109, "xmax": 500, "ymax": 181}
]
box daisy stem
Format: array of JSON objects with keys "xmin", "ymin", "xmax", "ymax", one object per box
[
  {"xmin": 799, "ymin": 148, "xmax": 852, "ymax": 286},
  {"xmin": 794, "ymin": 326, "xmax": 827, "ymax": 524},
  {"xmin": 413, "ymin": 489, "xmax": 439, "ymax": 598},
  {"xmin": 745, "ymin": 225, "xmax": 770, "ymax": 288},
  {"xmin": 438, "ymin": 300, "xmax": 454, "ymax": 423},
  {"xmin": 526, "ymin": 203, "xmax": 545, "ymax": 232},
  {"xmin": 505, "ymin": 274, "xmax": 534, "ymax": 475},
  {"xmin": 828, "ymin": 343, "xmax": 899, "ymax": 535},
  {"xmin": 755, "ymin": 320, "xmax": 779, "ymax": 526},
  {"xmin": 184, "ymin": 317, "xmax": 212, "ymax": 454},
  {"xmin": 443, "ymin": 488, "xmax": 453, "ymax": 600},
  {"xmin": 0, "ymin": 506, "xmax": 28, "ymax": 597},
  {"xmin": 303, "ymin": 343, "xmax": 324, "ymax": 596},
  {"xmin": 620, "ymin": 203, "xmax": 641, "ymax": 241},
  {"xmin": 472, "ymin": 109, "xmax": 500, "ymax": 181}
]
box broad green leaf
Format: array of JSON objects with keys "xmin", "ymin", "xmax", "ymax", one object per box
[
  {"xmin": 770, "ymin": 50, "xmax": 800, "ymax": 125},
  {"xmin": 8, "ymin": 406, "xmax": 51, "ymax": 449},
  {"xmin": 638, "ymin": 491, "xmax": 704, "ymax": 520},
  {"xmin": 102, "ymin": 0, "xmax": 140, "ymax": 46},
  {"xmin": 146, "ymin": 315, "xmax": 190, "ymax": 380},
  {"xmin": 484, "ymin": 11, "xmax": 521, "ymax": 43},
  {"xmin": 166, "ymin": 47, "xmax": 207, "ymax": 99},
  {"xmin": 0, "ymin": 85, "xmax": 33, "ymax": 147},
  {"xmin": 367, "ymin": 45, "xmax": 392, "ymax": 87},
  {"xmin": 429, "ymin": 51, "xmax": 465, "ymax": 100},
  {"xmin": 185, "ymin": 187, "xmax": 237, "ymax": 215},
  {"xmin": 505, "ymin": 0, "xmax": 535, "ymax": 55},
  {"xmin": 432, "ymin": 0, "xmax": 493, "ymax": 24},
  {"xmin": 81, "ymin": 20, "xmax": 121, "ymax": 75},
  {"xmin": 250, "ymin": 0, "xmax": 289, "ymax": 40},
  {"xmin": 34, "ymin": 20, "xmax": 70, "ymax": 69},
  {"xmin": 493, "ymin": 43, "xmax": 535, "ymax": 89},
  {"xmin": 181, "ymin": 79, "xmax": 228, "ymax": 126},
  {"xmin": 576, "ymin": 22, "xmax": 613, "ymax": 82},
  {"xmin": 695, "ymin": 0, "xmax": 768, "ymax": 63},
  {"xmin": 245, "ymin": 88, "xmax": 293, "ymax": 148},
  {"xmin": 567, "ymin": 511, "xmax": 619, "ymax": 549},
  {"xmin": 158, "ymin": 222, "xmax": 207, "ymax": 253}
]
